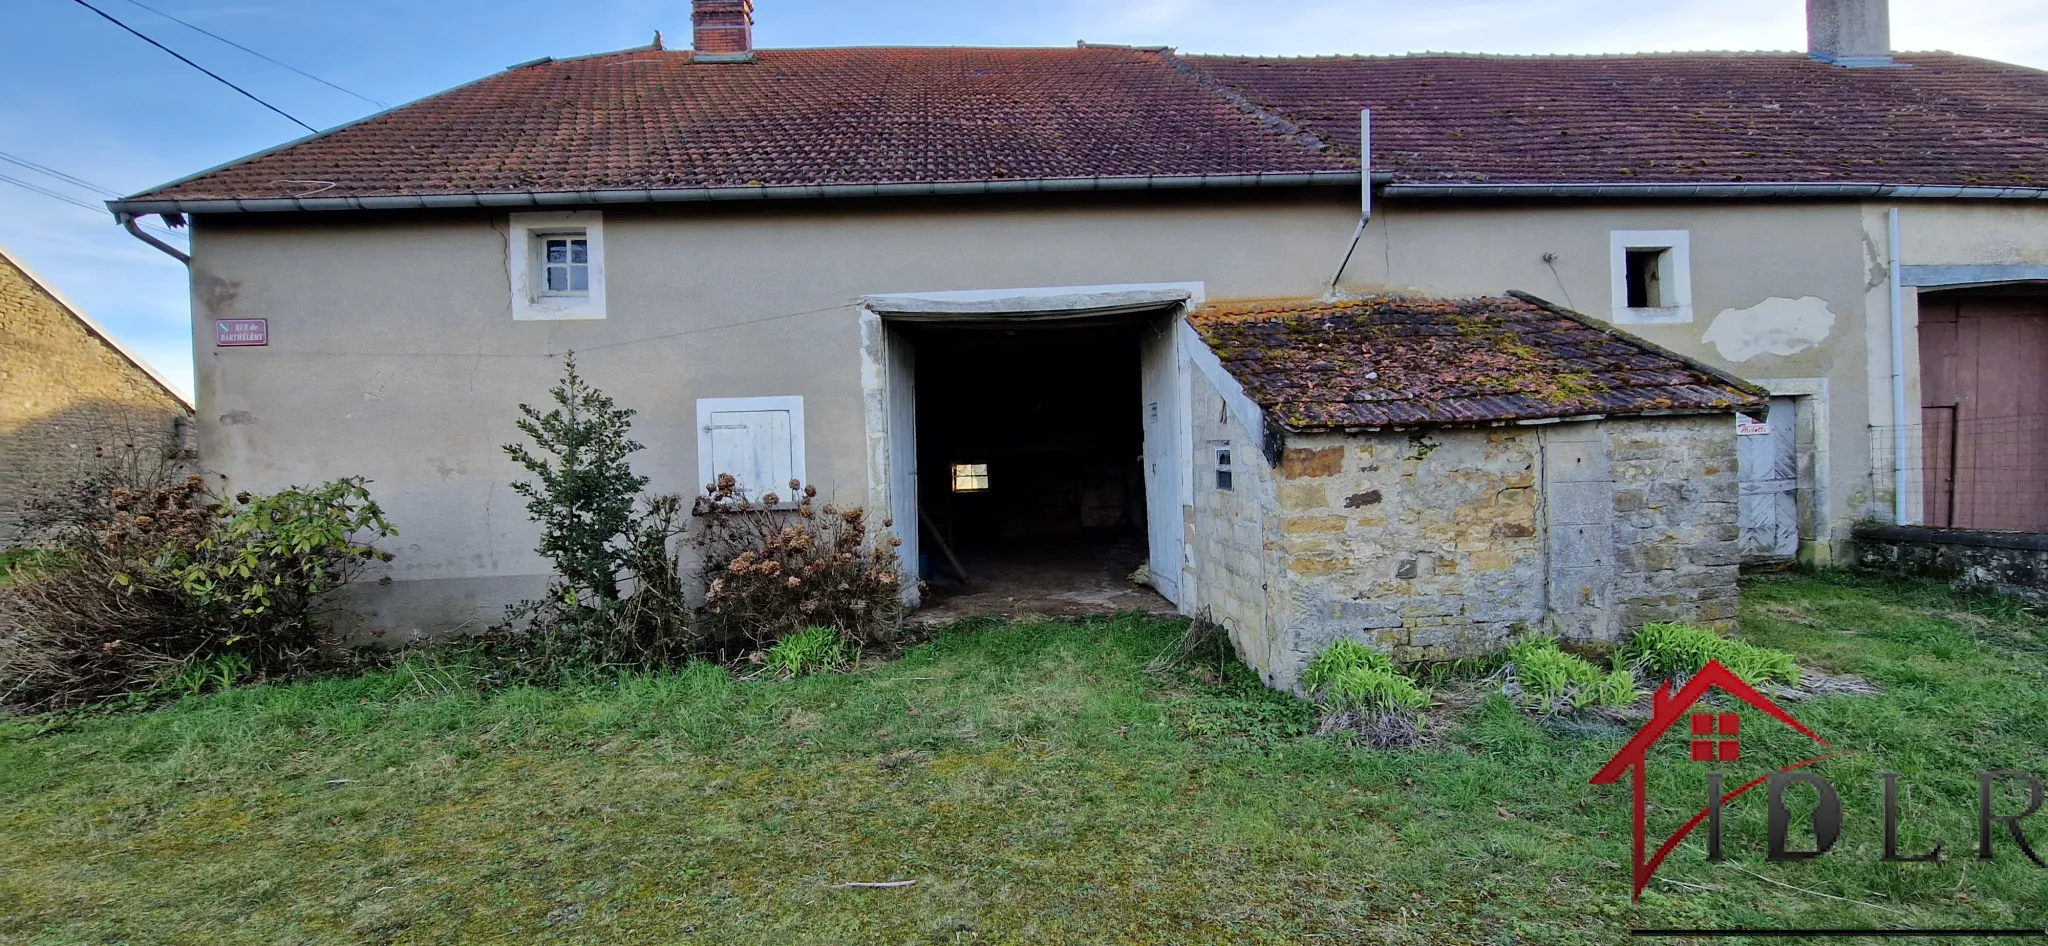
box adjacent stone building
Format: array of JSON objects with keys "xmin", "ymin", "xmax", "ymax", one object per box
[
  {"xmin": 0, "ymin": 243, "xmax": 192, "ymax": 541},
  {"xmin": 1186, "ymin": 294, "xmax": 1762, "ymax": 688}
]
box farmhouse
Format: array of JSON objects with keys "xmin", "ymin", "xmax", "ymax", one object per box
[
  {"xmin": 0, "ymin": 243, "xmax": 191, "ymax": 541},
  {"xmin": 105, "ymin": 0, "xmax": 2048, "ymax": 680}
]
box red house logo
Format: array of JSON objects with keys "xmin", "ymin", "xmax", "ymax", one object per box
[{"xmin": 1589, "ymin": 660, "xmax": 1840, "ymax": 901}]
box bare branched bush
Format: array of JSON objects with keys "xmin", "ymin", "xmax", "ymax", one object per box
[
  {"xmin": 1, "ymin": 471, "xmax": 396, "ymax": 711},
  {"xmin": 694, "ymin": 476, "xmax": 906, "ymax": 648}
]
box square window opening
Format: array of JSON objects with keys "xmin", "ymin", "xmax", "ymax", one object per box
[
  {"xmin": 951, "ymin": 462, "xmax": 989, "ymax": 493},
  {"xmin": 1624, "ymin": 247, "xmax": 1669, "ymax": 309}
]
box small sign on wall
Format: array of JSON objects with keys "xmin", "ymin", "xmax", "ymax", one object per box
[
  {"xmin": 1736, "ymin": 410, "xmax": 1772, "ymax": 436},
  {"xmin": 215, "ymin": 319, "xmax": 267, "ymax": 347}
]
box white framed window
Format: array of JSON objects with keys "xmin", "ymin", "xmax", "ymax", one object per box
[
  {"xmin": 508, "ymin": 211, "xmax": 606, "ymax": 320},
  {"xmin": 951, "ymin": 463, "xmax": 989, "ymax": 492},
  {"xmin": 1608, "ymin": 230, "xmax": 1692, "ymax": 324},
  {"xmin": 697, "ymin": 396, "xmax": 805, "ymax": 504},
  {"xmin": 1213, "ymin": 442, "xmax": 1233, "ymax": 491}
]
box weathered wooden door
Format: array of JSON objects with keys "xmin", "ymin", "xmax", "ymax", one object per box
[
  {"xmin": 1738, "ymin": 397, "xmax": 1799, "ymax": 560},
  {"xmin": 1918, "ymin": 291, "xmax": 2048, "ymax": 532}
]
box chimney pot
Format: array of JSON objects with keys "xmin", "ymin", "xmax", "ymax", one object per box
[
  {"xmin": 693, "ymin": 0, "xmax": 754, "ymax": 62},
  {"xmin": 1807, "ymin": 0, "xmax": 1893, "ymax": 67}
]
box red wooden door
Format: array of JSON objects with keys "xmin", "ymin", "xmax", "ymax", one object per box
[{"xmin": 1918, "ymin": 290, "xmax": 2048, "ymax": 532}]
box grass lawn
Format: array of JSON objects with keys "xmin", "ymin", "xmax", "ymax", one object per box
[{"xmin": 2, "ymin": 572, "xmax": 2045, "ymax": 944}]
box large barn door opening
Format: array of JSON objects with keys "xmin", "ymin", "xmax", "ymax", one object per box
[
  {"xmin": 1918, "ymin": 288, "xmax": 2048, "ymax": 532},
  {"xmin": 889, "ymin": 310, "xmax": 1177, "ymax": 622}
]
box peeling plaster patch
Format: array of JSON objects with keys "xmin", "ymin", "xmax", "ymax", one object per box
[{"xmin": 1701, "ymin": 296, "xmax": 1837, "ymax": 362}]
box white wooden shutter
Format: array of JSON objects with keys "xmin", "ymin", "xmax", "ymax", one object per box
[{"xmin": 697, "ymin": 396, "xmax": 805, "ymax": 502}]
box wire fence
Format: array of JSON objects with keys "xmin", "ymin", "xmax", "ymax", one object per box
[{"xmin": 1870, "ymin": 411, "xmax": 2048, "ymax": 533}]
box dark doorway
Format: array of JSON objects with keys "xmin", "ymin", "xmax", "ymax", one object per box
[{"xmin": 899, "ymin": 319, "xmax": 1168, "ymax": 621}]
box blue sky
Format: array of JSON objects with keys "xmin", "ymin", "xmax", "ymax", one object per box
[{"xmin": 5, "ymin": 0, "xmax": 2046, "ymax": 398}]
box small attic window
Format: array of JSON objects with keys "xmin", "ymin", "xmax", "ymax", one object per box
[
  {"xmin": 1624, "ymin": 247, "xmax": 1666, "ymax": 308},
  {"xmin": 1214, "ymin": 444, "xmax": 1233, "ymax": 491},
  {"xmin": 1609, "ymin": 230, "xmax": 1692, "ymax": 324},
  {"xmin": 951, "ymin": 463, "xmax": 989, "ymax": 493}
]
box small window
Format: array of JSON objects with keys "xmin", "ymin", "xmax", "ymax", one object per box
[
  {"xmin": 1610, "ymin": 230, "xmax": 1692, "ymax": 324},
  {"xmin": 951, "ymin": 463, "xmax": 989, "ymax": 493},
  {"xmin": 509, "ymin": 211, "xmax": 605, "ymax": 320},
  {"xmin": 1214, "ymin": 445, "xmax": 1233, "ymax": 491},
  {"xmin": 1624, "ymin": 247, "xmax": 1666, "ymax": 308},
  {"xmin": 696, "ymin": 396, "xmax": 805, "ymax": 504},
  {"xmin": 539, "ymin": 234, "xmax": 590, "ymax": 295}
]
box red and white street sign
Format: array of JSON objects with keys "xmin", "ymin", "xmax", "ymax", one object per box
[{"xmin": 215, "ymin": 319, "xmax": 267, "ymax": 347}]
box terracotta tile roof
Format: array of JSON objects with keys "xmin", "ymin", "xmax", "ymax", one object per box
[
  {"xmin": 1190, "ymin": 294, "xmax": 1763, "ymax": 430},
  {"xmin": 128, "ymin": 46, "xmax": 2048, "ymax": 205},
  {"xmin": 1187, "ymin": 52, "xmax": 2048, "ymax": 187},
  {"xmin": 131, "ymin": 46, "xmax": 1348, "ymax": 202}
]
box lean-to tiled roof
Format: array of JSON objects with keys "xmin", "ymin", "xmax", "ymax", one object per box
[{"xmin": 1190, "ymin": 294, "xmax": 1763, "ymax": 430}]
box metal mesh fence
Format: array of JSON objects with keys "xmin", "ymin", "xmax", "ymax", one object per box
[{"xmin": 1870, "ymin": 411, "xmax": 2048, "ymax": 532}]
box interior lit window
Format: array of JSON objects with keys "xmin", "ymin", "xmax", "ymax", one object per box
[{"xmin": 951, "ymin": 462, "xmax": 989, "ymax": 492}]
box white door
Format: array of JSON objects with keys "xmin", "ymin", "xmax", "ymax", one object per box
[
  {"xmin": 886, "ymin": 325, "xmax": 920, "ymax": 589},
  {"xmin": 1139, "ymin": 311, "xmax": 1185, "ymax": 605}
]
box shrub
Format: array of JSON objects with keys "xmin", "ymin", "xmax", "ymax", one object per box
[
  {"xmin": 761, "ymin": 626, "xmax": 849, "ymax": 677},
  {"xmin": 503, "ymin": 352, "xmax": 650, "ymax": 602},
  {"xmin": 694, "ymin": 476, "xmax": 905, "ymax": 648},
  {"xmin": 1627, "ymin": 622, "xmax": 1800, "ymax": 687},
  {"xmin": 0, "ymin": 474, "xmax": 395, "ymax": 711},
  {"xmin": 497, "ymin": 355, "xmax": 694, "ymax": 675},
  {"xmin": 1502, "ymin": 636, "xmax": 1639, "ymax": 713},
  {"xmin": 1298, "ymin": 640, "xmax": 1430, "ymax": 714}
]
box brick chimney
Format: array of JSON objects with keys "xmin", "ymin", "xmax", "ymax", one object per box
[
  {"xmin": 1807, "ymin": 0, "xmax": 1894, "ymax": 67},
  {"xmin": 693, "ymin": 0, "xmax": 754, "ymax": 62}
]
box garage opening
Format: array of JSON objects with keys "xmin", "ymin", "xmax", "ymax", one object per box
[{"xmin": 895, "ymin": 316, "xmax": 1173, "ymax": 622}]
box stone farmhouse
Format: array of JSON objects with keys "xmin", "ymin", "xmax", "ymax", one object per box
[
  {"xmin": 0, "ymin": 242, "xmax": 191, "ymax": 542},
  {"xmin": 105, "ymin": 0, "xmax": 2048, "ymax": 684}
]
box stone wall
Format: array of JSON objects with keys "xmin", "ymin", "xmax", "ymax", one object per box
[
  {"xmin": 1188, "ymin": 368, "xmax": 1282, "ymax": 676},
  {"xmin": 1852, "ymin": 523, "xmax": 2048, "ymax": 606},
  {"xmin": 0, "ymin": 252, "xmax": 189, "ymax": 542},
  {"xmin": 1607, "ymin": 416, "xmax": 1743, "ymax": 631},
  {"xmin": 1268, "ymin": 427, "xmax": 1547, "ymax": 684},
  {"xmin": 1249, "ymin": 412, "xmax": 1741, "ymax": 688}
]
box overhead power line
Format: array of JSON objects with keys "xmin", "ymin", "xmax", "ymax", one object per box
[
  {"xmin": 0, "ymin": 151, "xmax": 122, "ymax": 197},
  {"xmin": 0, "ymin": 172, "xmax": 185, "ymax": 240},
  {"xmin": 67, "ymin": 0, "xmax": 318, "ymax": 134},
  {"xmin": 118, "ymin": 0, "xmax": 388, "ymax": 109}
]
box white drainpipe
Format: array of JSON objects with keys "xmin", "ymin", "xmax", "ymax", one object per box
[
  {"xmin": 1888, "ymin": 207, "xmax": 1909, "ymax": 525},
  {"xmin": 1326, "ymin": 109, "xmax": 1372, "ymax": 292}
]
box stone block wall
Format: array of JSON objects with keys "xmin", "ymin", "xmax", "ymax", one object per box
[
  {"xmin": 1606, "ymin": 415, "xmax": 1743, "ymax": 631},
  {"xmin": 1243, "ymin": 413, "xmax": 1742, "ymax": 689},
  {"xmin": 0, "ymin": 252, "xmax": 190, "ymax": 542},
  {"xmin": 1852, "ymin": 523, "xmax": 2048, "ymax": 607},
  {"xmin": 1268, "ymin": 427, "xmax": 1547, "ymax": 684},
  {"xmin": 1188, "ymin": 368, "xmax": 1281, "ymax": 676}
]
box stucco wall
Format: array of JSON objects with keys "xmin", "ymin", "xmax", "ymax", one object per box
[
  {"xmin": 1, "ymin": 252, "xmax": 188, "ymax": 542},
  {"xmin": 183, "ymin": 193, "xmax": 2048, "ymax": 633}
]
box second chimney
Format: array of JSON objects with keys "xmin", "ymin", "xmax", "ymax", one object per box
[
  {"xmin": 1807, "ymin": 0, "xmax": 1893, "ymax": 67},
  {"xmin": 693, "ymin": 0, "xmax": 754, "ymax": 62}
]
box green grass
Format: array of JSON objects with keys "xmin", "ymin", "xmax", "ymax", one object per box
[{"xmin": 2, "ymin": 574, "xmax": 2045, "ymax": 944}]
